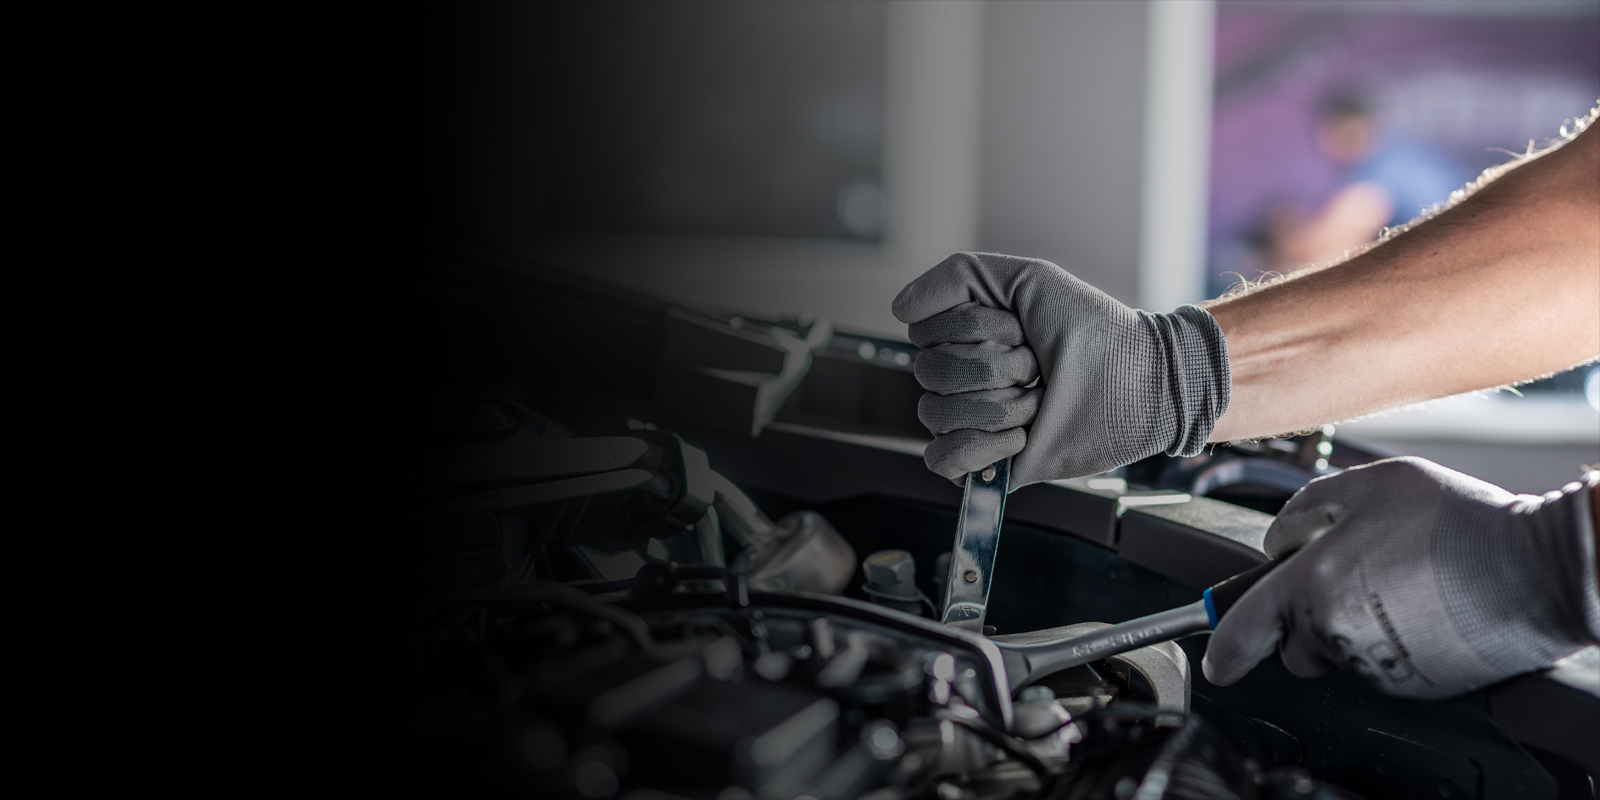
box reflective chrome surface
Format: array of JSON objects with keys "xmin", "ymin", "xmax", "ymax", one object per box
[{"xmin": 940, "ymin": 457, "xmax": 1011, "ymax": 632}]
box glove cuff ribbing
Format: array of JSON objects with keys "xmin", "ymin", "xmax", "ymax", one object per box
[{"xmin": 1160, "ymin": 305, "xmax": 1231, "ymax": 458}]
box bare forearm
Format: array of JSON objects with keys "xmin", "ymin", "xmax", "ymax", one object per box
[{"xmin": 1206, "ymin": 119, "xmax": 1600, "ymax": 442}]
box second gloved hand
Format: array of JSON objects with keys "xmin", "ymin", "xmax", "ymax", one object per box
[
  {"xmin": 1203, "ymin": 458, "xmax": 1600, "ymax": 700},
  {"xmin": 893, "ymin": 252, "xmax": 1231, "ymax": 487}
]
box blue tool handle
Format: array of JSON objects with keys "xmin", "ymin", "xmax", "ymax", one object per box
[{"xmin": 1203, "ymin": 558, "xmax": 1285, "ymax": 628}]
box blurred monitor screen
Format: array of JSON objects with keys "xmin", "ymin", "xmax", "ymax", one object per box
[{"xmin": 1206, "ymin": 0, "xmax": 1600, "ymax": 298}]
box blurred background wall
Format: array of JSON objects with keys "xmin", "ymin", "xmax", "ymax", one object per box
[
  {"xmin": 412, "ymin": 0, "xmax": 1599, "ymax": 492},
  {"xmin": 415, "ymin": 0, "xmax": 1183, "ymax": 338}
]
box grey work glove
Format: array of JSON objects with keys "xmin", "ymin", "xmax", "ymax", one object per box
[
  {"xmin": 892, "ymin": 252, "xmax": 1231, "ymax": 487},
  {"xmin": 1203, "ymin": 457, "xmax": 1600, "ymax": 700}
]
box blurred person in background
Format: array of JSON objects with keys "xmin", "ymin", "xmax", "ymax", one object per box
[
  {"xmin": 1269, "ymin": 91, "xmax": 1467, "ymax": 269},
  {"xmin": 895, "ymin": 106, "xmax": 1599, "ymax": 702}
]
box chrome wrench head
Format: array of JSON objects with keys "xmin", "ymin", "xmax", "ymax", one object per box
[{"xmin": 940, "ymin": 457, "xmax": 1011, "ymax": 632}]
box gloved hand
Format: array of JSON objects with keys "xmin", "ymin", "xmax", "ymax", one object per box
[
  {"xmin": 892, "ymin": 252, "xmax": 1231, "ymax": 487},
  {"xmin": 1203, "ymin": 457, "xmax": 1600, "ymax": 700}
]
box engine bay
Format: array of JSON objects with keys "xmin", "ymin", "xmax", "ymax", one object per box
[{"xmin": 389, "ymin": 246, "xmax": 1600, "ymax": 799}]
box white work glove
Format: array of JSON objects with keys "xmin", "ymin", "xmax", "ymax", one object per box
[
  {"xmin": 892, "ymin": 252, "xmax": 1231, "ymax": 487},
  {"xmin": 1203, "ymin": 457, "xmax": 1600, "ymax": 700}
]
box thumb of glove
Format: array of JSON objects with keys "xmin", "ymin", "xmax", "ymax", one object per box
[
  {"xmin": 1201, "ymin": 580, "xmax": 1287, "ymax": 687},
  {"xmin": 1203, "ymin": 500, "xmax": 1346, "ymax": 685}
]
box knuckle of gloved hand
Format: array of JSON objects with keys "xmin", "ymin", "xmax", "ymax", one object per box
[
  {"xmin": 925, "ymin": 441, "xmax": 973, "ymax": 480},
  {"xmin": 945, "ymin": 251, "xmax": 983, "ymax": 270},
  {"xmin": 926, "ymin": 429, "xmax": 1023, "ymax": 478},
  {"xmin": 961, "ymin": 250, "xmax": 1057, "ymax": 279},
  {"xmin": 978, "ymin": 392, "xmax": 1037, "ymax": 429},
  {"xmin": 915, "ymin": 343, "xmax": 1036, "ymax": 394},
  {"xmin": 914, "ymin": 348, "xmax": 995, "ymax": 394},
  {"xmin": 917, "ymin": 394, "xmax": 982, "ymax": 434},
  {"xmin": 1263, "ymin": 502, "xmax": 1346, "ymax": 558},
  {"xmin": 970, "ymin": 306, "xmax": 1026, "ymax": 347},
  {"xmin": 1348, "ymin": 456, "xmax": 1435, "ymax": 487},
  {"xmin": 906, "ymin": 305, "xmax": 969, "ymax": 348},
  {"xmin": 1005, "ymin": 346, "xmax": 1040, "ymax": 383},
  {"xmin": 927, "ymin": 399, "xmax": 1002, "ymax": 433},
  {"xmin": 909, "ymin": 303, "xmax": 1025, "ymax": 348},
  {"xmin": 919, "ymin": 390, "xmax": 1036, "ymax": 434},
  {"xmin": 1009, "ymin": 387, "xmax": 1042, "ymax": 421},
  {"xmin": 909, "ymin": 316, "xmax": 967, "ymax": 349}
]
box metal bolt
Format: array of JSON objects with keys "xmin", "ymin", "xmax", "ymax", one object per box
[
  {"xmin": 963, "ymin": 569, "xmax": 979, "ymax": 583},
  {"xmin": 981, "ymin": 466, "xmax": 996, "ymax": 482},
  {"xmin": 864, "ymin": 549, "xmax": 917, "ymax": 587}
]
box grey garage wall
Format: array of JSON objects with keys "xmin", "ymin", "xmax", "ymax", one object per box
[
  {"xmin": 416, "ymin": 1, "xmax": 1166, "ymax": 336},
  {"xmin": 976, "ymin": 0, "xmax": 1150, "ymax": 308}
]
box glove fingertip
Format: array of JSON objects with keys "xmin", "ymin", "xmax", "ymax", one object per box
[
  {"xmin": 890, "ymin": 279, "xmax": 936, "ymax": 324},
  {"xmin": 892, "ymin": 272, "xmax": 967, "ymax": 325},
  {"xmin": 923, "ymin": 436, "xmax": 968, "ymax": 481},
  {"xmin": 1200, "ymin": 651, "xmax": 1246, "ymax": 686},
  {"xmin": 1203, "ymin": 600, "xmax": 1285, "ymax": 687},
  {"xmin": 924, "ymin": 428, "xmax": 1027, "ymax": 479},
  {"xmin": 890, "ymin": 288, "xmax": 921, "ymax": 324},
  {"xmin": 925, "ymin": 451, "xmax": 967, "ymax": 482},
  {"xmin": 1263, "ymin": 502, "xmax": 1346, "ymax": 559}
]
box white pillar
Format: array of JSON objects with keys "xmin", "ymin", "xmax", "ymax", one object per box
[{"xmin": 1138, "ymin": 0, "xmax": 1215, "ymax": 312}]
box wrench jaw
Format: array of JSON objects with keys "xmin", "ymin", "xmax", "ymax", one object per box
[
  {"xmin": 941, "ymin": 601, "xmax": 989, "ymax": 631},
  {"xmin": 939, "ymin": 457, "xmax": 1012, "ymax": 633}
]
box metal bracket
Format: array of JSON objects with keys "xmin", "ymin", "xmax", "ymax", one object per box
[{"xmin": 939, "ymin": 457, "xmax": 1011, "ymax": 632}]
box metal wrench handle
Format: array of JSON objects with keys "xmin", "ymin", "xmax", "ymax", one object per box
[
  {"xmin": 940, "ymin": 457, "xmax": 1011, "ymax": 632},
  {"xmin": 995, "ymin": 601, "xmax": 1212, "ymax": 692},
  {"xmin": 994, "ymin": 557, "xmax": 1286, "ymax": 692}
]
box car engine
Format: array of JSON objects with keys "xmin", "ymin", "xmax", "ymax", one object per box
[{"xmin": 389, "ymin": 244, "xmax": 1600, "ymax": 800}]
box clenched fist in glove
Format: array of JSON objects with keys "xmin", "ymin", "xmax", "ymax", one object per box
[
  {"xmin": 892, "ymin": 252, "xmax": 1231, "ymax": 487},
  {"xmin": 1203, "ymin": 457, "xmax": 1600, "ymax": 700}
]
